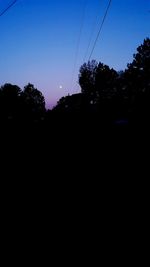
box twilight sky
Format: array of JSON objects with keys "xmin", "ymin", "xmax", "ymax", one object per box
[{"xmin": 0, "ymin": 0, "xmax": 149, "ymax": 108}]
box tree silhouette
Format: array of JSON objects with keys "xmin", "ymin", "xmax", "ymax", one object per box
[
  {"xmin": 79, "ymin": 60, "xmax": 118, "ymax": 102},
  {"xmin": 78, "ymin": 39, "xmax": 150, "ymax": 121},
  {"xmin": 79, "ymin": 60, "xmax": 98, "ymax": 98},
  {"xmin": 21, "ymin": 83, "xmax": 46, "ymax": 121},
  {"xmin": 124, "ymin": 38, "xmax": 150, "ymax": 119},
  {"xmin": 53, "ymin": 93, "xmax": 89, "ymax": 113},
  {"xmin": 0, "ymin": 83, "xmax": 46, "ymax": 123},
  {"xmin": 79, "ymin": 60, "xmax": 119, "ymax": 118},
  {"xmin": 0, "ymin": 37, "xmax": 149, "ymax": 126},
  {"xmin": 125, "ymin": 38, "xmax": 150, "ymax": 99},
  {"xmin": 95, "ymin": 62, "xmax": 118, "ymax": 100},
  {"xmin": 0, "ymin": 83, "xmax": 21, "ymax": 120}
]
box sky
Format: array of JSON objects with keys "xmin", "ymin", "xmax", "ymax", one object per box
[{"xmin": 0, "ymin": 0, "xmax": 149, "ymax": 108}]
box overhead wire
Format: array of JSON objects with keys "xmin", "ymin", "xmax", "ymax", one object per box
[
  {"xmin": 88, "ymin": 0, "xmax": 112, "ymax": 61},
  {"xmin": 83, "ymin": 0, "xmax": 102, "ymax": 63},
  {"xmin": 70, "ymin": 0, "xmax": 112, "ymax": 94},
  {"xmin": 0, "ymin": 0, "xmax": 18, "ymax": 17},
  {"xmin": 70, "ymin": 0, "xmax": 88, "ymax": 93}
]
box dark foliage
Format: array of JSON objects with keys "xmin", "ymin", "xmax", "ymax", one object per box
[
  {"xmin": 0, "ymin": 38, "xmax": 149, "ymax": 128},
  {"xmin": 0, "ymin": 82, "xmax": 46, "ymax": 123},
  {"xmin": 21, "ymin": 83, "xmax": 46, "ymax": 121},
  {"xmin": 0, "ymin": 83, "xmax": 21, "ymax": 120},
  {"xmin": 124, "ymin": 38, "xmax": 150, "ymax": 122}
]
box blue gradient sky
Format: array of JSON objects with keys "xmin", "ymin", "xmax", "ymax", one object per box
[{"xmin": 0, "ymin": 0, "xmax": 149, "ymax": 108}]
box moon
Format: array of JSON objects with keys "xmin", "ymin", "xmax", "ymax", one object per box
[{"xmin": 59, "ymin": 85, "xmax": 63, "ymax": 89}]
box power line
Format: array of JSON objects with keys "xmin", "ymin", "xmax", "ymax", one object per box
[
  {"xmin": 83, "ymin": 1, "xmax": 102, "ymax": 63},
  {"xmin": 88, "ymin": 0, "xmax": 112, "ymax": 61},
  {"xmin": 70, "ymin": 0, "xmax": 88, "ymax": 93},
  {"xmin": 0, "ymin": 0, "xmax": 18, "ymax": 17}
]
